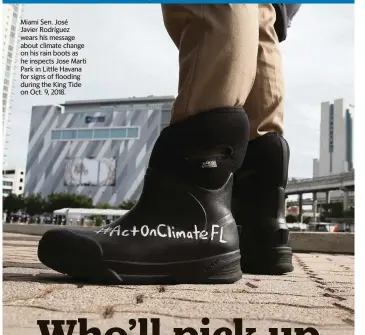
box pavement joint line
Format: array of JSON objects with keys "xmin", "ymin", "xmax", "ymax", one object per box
[
  {"xmin": 4, "ymin": 286, "xmax": 77, "ymax": 304},
  {"xmin": 4, "ymin": 304, "xmax": 70, "ymax": 313},
  {"xmin": 148, "ymin": 296, "xmax": 338, "ymax": 309},
  {"xmin": 9, "ymin": 302, "xmax": 349, "ymax": 327},
  {"xmin": 342, "ymin": 318, "xmax": 355, "ymax": 326},
  {"xmin": 8, "ymin": 292, "xmax": 343, "ymax": 310},
  {"xmin": 3, "ymin": 270, "xmax": 338, "ymax": 297},
  {"xmin": 294, "ymin": 254, "xmax": 352, "ymax": 318},
  {"xmin": 322, "ymin": 293, "xmax": 347, "ymax": 301},
  {"xmin": 2, "ymin": 305, "xmax": 356, "ymax": 330},
  {"xmin": 3, "ymin": 304, "xmax": 355, "ymax": 328},
  {"xmin": 332, "ymin": 302, "xmax": 354, "ymax": 314},
  {"xmin": 3, "ymin": 261, "xmax": 48, "ymax": 269}
]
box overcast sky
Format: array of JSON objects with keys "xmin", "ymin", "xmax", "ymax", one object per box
[{"xmin": 7, "ymin": 4, "xmax": 354, "ymax": 178}]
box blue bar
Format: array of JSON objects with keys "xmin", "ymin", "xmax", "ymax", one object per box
[{"xmin": 2, "ymin": 0, "xmax": 356, "ymax": 3}]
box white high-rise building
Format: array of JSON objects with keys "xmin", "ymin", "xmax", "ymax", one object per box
[
  {"xmin": 2, "ymin": 167, "xmax": 25, "ymax": 197},
  {"xmin": 2, "ymin": 4, "xmax": 24, "ymax": 166},
  {"xmin": 313, "ymin": 98, "xmax": 354, "ymax": 177}
]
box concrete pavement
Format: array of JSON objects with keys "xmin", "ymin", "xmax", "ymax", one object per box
[{"xmin": 3, "ymin": 233, "xmax": 355, "ymax": 335}]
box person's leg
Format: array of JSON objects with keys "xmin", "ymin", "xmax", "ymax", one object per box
[
  {"xmin": 38, "ymin": 5, "xmax": 259, "ymax": 284},
  {"xmin": 161, "ymin": 5, "xmax": 259, "ymax": 121},
  {"xmin": 243, "ymin": 3, "xmax": 284, "ymax": 139},
  {"xmin": 232, "ymin": 4, "xmax": 293, "ymax": 274}
]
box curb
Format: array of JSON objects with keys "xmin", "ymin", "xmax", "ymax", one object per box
[
  {"xmin": 289, "ymin": 231, "xmax": 354, "ymax": 254},
  {"xmin": 3, "ymin": 224, "xmax": 354, "ymax": 254},
  {"xmin": 3, "ymin": 223, "xmax": 97, "ymax": 236}
]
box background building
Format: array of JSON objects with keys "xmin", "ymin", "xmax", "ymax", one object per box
[
  {"xmin": 2, "ymin": 167, "xmax": 25, "ymax": 196},
  {"xmin": 24, "ymin": 96, "xmax": 174, "ymax": 206},
  {"xmin": 2, "ymin": 4, "xmax": 24, "ymax": 166},
  {"xmin": 3, "ymin": 177, "xmax": 14, "ymax": 197},
  {"xmin": 313, "ymin": 98, "xmax": 353, "ymax": 177}
]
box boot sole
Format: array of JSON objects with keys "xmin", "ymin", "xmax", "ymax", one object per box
[
  {"xmin": 241, "ymin": 246, "xmax": 293, "ymax": 275},
  {"xmin": 38, "ymin": 231, "xmax": 242, "ymax": 285}
]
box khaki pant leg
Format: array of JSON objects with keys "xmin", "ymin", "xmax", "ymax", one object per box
[
  {"xmin": 161, "ymin": 4, "xmax": 259, "ymax": 122},
  {"xmin": 243, "ymin": 4, "xmax": 285, "ymax": 140}
]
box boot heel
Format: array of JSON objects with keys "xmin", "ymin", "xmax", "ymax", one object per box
[
  {"xmin": 205, "ymin": 262, "xmax": 242, "ymax": 283},
  {"xmin": 199, "ymin": 250, "xmax": 243, "ymax": 284},
  {"xmin": 242, "ymin": 246, "xmax": 293, "ymax": 275}
]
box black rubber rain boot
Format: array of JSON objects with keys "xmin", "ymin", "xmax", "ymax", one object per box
[
  {"xmin": 38, "ymin": 107, "xmax": 250, "ymax": 284},
  {"xmin": 232, "ymin": 133, "xmax": 294, "ymax": 275}
]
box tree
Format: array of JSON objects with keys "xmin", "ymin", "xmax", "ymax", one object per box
[
  {"xmin": 24, "ymin": 193, "xmax": 45, "ymax": 216},
  {"xmin": 45, "ymin": 193, "xmax": 93, "ymax": 213},
  {"xmin": 119, "ymin": 200, "xmax": 137, "ymax": 210},
  {"xmin": 96, "ymin": 203, "xmax": 110, "ymax": 209},
  {"xmin": 3, "ymin": 194, "xmax": 24, "ymax": 214},
  {"xmin": 321, "ymin": 203, "xmax": 345, "ymax": 218},
  {"xmin": 94, "ymin": 216, "xmax": 104, "ymax": 226},
  {"xmin": 343, "ymin": 206, "xmax": 354, "ymax": 218},
  {"xmin": 285, "ymin": 214, "xmax": 298, "ymax": 223}
]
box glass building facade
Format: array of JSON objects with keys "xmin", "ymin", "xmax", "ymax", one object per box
[
  {"xmin": 25, "ymin": 96, "xmax": 174, "ymax": 206},
  {"xmin": 51, "ymin": 127, "xmax": 140, "ymax": 141}
]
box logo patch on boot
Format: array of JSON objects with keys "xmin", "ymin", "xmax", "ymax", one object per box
[{"xmin": 201, "ymin": 160, "xmax": 217, "ymax": 168}]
